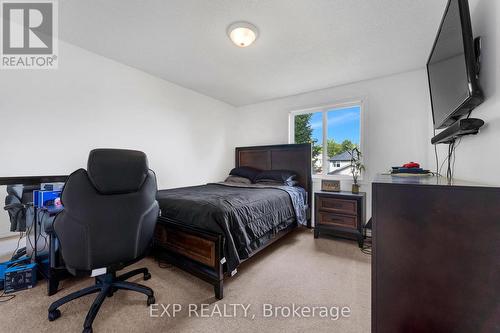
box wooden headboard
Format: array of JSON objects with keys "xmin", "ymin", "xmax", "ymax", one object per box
[{"xmin": 235, "ymin": 143, "xmax": 312, "ymax": 225}]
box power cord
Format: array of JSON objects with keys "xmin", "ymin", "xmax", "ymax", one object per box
[
  {"xmin": 434, "ymin": 127, "xmax": 439, "ymax": 176},
  {"xmin": 157, "ymin": 258, "xmax": 172, "ymax": 269},
  {"xmin": 436, "ymin": 138, "xmax": 462, "ymax": 180},
  {"xmin": 11, "ymin": 231, "xmax": 25, "ymax": 259},
  {"xmin": 446, "ymin": 140, "xmax": 455, "ymax": 180},
  {"xmin": 0, "ymin": 290, "xmax": 16, "ymax": 302},
  {"xmin": 361, "ymin": 236, "xmax": 372, "ymax": 255},
  {"xmin": 361, "ymin": 220, "xmax": 372, "ymax": 255},
  {"xmin": 451, "ymin": 137, "xmax": 462, "ymax": 179},
  {"xmin": 36, "ymin": 210, "xmax": 49, "ymax": 254},
  {"xmin": 433, "ymin": 111, "xmax": 471, "ymax": 179},
  {"xmin": 443, "ymin": 138, "xmax": 463, "ymax": 182}
]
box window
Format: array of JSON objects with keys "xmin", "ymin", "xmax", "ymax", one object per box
[{"xmin": 290, "ymin": 102, "xmax": 362, "ymax": 177}]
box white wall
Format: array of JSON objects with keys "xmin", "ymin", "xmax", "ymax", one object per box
[
  {"xmin": 0, "ymin": 41, "xmax": 235, "ymax": 237},
  {"xmin": 231, "ymin": 69, "xmax": 432, "ymax": 220},
  {"xmin": 431, "ymin": 0, "xmax": 500, "ymax": 185},
  {"xmin": 0, "ymin": 41, "xmax": 235, "ymax": 187}
]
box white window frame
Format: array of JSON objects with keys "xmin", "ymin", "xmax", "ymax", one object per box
[{"xmin": 288, "ymin": 99, "xmax": 365, "ymax": 180}]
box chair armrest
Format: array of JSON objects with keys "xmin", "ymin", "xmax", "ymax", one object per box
[{"xmin": 4, "ymin": 203, "xmax": 24, "ymax": 210}]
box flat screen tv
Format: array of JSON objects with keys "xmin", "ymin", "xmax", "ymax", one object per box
[{"xmin": 427, "ymin": 0, "xmax": 483, "ymax": 129}]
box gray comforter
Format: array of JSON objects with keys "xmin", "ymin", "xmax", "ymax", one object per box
[{"xmin": 156, "ymin": 182, "xmax": 307, "ymax": 272}]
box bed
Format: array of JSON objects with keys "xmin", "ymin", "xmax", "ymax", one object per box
[{"xmin": 153, "ymin": 143, "xmax": 312, "ymax": 299}]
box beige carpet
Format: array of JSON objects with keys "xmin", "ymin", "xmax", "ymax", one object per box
[{"xmin": 0, "ymin": 228, "xmax": 371, "ymax": 332}]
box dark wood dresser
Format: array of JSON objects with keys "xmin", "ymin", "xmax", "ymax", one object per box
[
  {"xmin": 372, "ymin": 175, "xmax": 500, "ymax": 333},
  {"xmin": 314, "ymin": 191, "xmax": 366, "ymax": 247}
]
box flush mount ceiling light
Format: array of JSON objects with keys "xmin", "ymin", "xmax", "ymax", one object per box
[{"xmin": 227, "ymin": 22, "xmax": 259, "ymax": 48}]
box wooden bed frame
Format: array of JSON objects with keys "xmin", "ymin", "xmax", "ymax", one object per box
[{"xmin": 153, "ymin": 143, "xmax": 312, "ymax": 299}]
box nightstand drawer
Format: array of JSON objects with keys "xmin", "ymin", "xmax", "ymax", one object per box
[
  {"xmin": 317, "ymin": 212, "xmax": 357, "ymax": 229},
  {"xmin": 317, "ymin": 196, "xmax": 357, "ymax": 215}
]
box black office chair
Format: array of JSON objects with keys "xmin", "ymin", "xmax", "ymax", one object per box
[{"xmin": 47, "ymin": 149, "xmax": 160, "ymax": 333}]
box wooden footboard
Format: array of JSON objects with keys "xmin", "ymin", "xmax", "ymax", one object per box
[
  {"xmin": 153, "ymin": 217, "xmax": 224, "ymax": 299},
  {"xmin": 153, "ymin": 216, "xmax": 300, "ymax": 300}
]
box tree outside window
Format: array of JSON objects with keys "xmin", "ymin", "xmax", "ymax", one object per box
[
  {"xmin": 293, "ymin": 104, "xmax": 361, "ymax": 176},
  {"xmin": 294, "ymin": 113, "xmax": 323, "ymax": 173}
]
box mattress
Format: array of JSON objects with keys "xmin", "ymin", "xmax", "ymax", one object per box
[{"xmin": 156, "ymin": 182, "xmax": 307, "ymax": 272}]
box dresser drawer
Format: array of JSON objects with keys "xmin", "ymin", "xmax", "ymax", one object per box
[
  {"xmin": 317, "ymin": 211, "xmax": 357, "ymax": 229},
  {"xmin": 317, "ymin": 196, "xmax": 357, "ymax": 215}
]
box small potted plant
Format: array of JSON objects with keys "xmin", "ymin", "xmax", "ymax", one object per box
[{"xmin": 349, "ymin": 147, "xmax": 365, "ymax": 194}]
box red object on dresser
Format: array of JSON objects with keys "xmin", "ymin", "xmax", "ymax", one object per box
[{"xmin": 402, "ymin": 162, "xmax": 420, "ymax": 168}]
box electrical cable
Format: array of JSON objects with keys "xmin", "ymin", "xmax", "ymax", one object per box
[
  {"xmin": 451, "ymin": 137, "xmax": 463, "ymax": 180},
  {"xmin": 433, "ymin": 127, "xmax": 439, "ymax": 176},
  {"xmin": 360, "ymin": 223, "xmax": 372, "ymax": 255},
  {"xmin": 0, "ymin": 290, "xmax": 16, "ymax": 302},
  {"xmin": 435, "ymin": 110, "xmax": 472, "ymax": 178},
  {"xmin": 11, "ymin": 231, "xmax": 25, "ymax": 259},
  {"xmin": 157, "ymin": 258, "xmax": 172, "ymax": 269},
  {"xmin": 438, "ymin": 146, "xmax": 451, "ymax": 177},
  {"xmin": 25, "ymin": 216, "xmax": 36, "ymax": 261},
  {"xmin": 37, "ymin": 210, "xmax": 49, "ymax": 254},
  {"xmin": 446, "ymin": 140, "xmax": 454, "ymax": 180},
  {"xmin": 445, "ymin": 140, "xmax": 461, "ymax": 180},
  {"xmin": 361, "ymin": 236, "xmax": 372, "ymax": 255}
]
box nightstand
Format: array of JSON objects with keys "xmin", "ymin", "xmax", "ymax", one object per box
[{"xmin": 314, "ymin": 191, "xmax": 366, "ymax": 247}]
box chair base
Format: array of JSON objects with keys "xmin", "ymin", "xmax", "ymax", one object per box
[{"xmin": 48, "ymin": 268, "xmax": 154, "ymax": 333}]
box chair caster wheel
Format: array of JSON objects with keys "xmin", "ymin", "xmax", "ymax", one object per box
[
  {"xmin": 82, "ymin": 327, "xmax": 92, "ymax": 333},
  {"xmin": 48, "ymin": 309, "xmax": 61, "ymax": 321},
  {"xmin": 147, "ymin": 295, "xmax": 155, "ymax": 306},
  {"xmin": 143, "ymin": 272, "xmax": 151, "ymax": 281}
]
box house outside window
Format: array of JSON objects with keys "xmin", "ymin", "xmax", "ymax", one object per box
[{"xmin": 289, "ymin": 101, "xmax": 363, "ymax": 178}]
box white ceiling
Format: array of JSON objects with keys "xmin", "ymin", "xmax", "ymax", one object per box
[{"xmin": 59, "ymin": 0, "xmax": 449, "ymax": 106}]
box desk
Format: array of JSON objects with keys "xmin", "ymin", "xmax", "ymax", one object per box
[
  {"xmin": 30, "ymin": 198, "xmax": 68, "ymax": 296},
  {"xmin": 1, "ymin": 175, "xmax": 69, "ymax": 295},
  {"xmin": 0, "ymin": 175, "xmax": 68, "ymax": 186}
]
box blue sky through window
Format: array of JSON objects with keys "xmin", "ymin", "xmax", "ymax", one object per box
[{"xmin": 310, "ymin": 106, "xmax": 360, "ymax": 144}]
